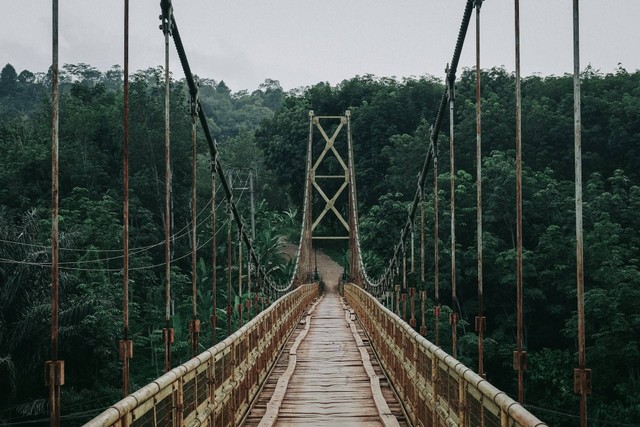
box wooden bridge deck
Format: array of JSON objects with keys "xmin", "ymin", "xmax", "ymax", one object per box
[{"xmin": 242, "ymin": 291, "xmax": 408, "ymax": 427}]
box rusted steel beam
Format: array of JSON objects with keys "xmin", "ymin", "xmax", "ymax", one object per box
[
  {"xmin": 211, "ymin": 161, "xmax": 218, "ymax": 344},
  {"xmin": 447, "ymin": 66, "xmax": 458, "ymax": 359},
  {"xmin": 120, "ymin": 0, "xmax": 133, "ymax": 398},
  {"xmin": 433, "ymin": 137, "xmax": 440, "ymax": 347},
  {"xmin": 190, "ymin": 81, "xmax": 199, "ymax": 359},
  {"xmin": 421, "ymin": 191, "xmax": 425, "ymax": 285},
  {"xmin": 161, "ymin": 0, "xmax": 174, "ymax": 374},
  {"xmin": 48, "ymin": 1, "xmax": 63, "ymax": 424},
  {"xmin": 227, "ymin": 200, "xmax": 233, "ymax": 337},
  {"xmin": 238, "ymin": 229, "xmax": 244, "ymax": 327},
  {"xmin": 513, "ymin": 0, "xmax": 526, "ymax": 403},
  {"xmin": 475, "ymin": 0, "xmax": 486, "ymax": 379},
  {"xmin": 572, "ymin": 1, "xmax": 591, "ymax": 426},
  {"xmin": 420, "ymin": 290, "xmax": 427, "ymax": 336}
]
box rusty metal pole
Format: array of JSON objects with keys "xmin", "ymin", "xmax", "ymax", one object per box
[
  {"xmin": 411, "ymin": 224, "xmax": 415, "ymax": 276},
  {"xmin": 227, "ymin": 200, "xmax": 233, "ymax": 337},
  {"xmin": 433, "ymin": 130, "xmax": 440, "ymax": 347},
  {"xmin": 238, "ymin": 228, "xmax": 243, "ymax": 327},
  {"xmin": 421, "ymin": 190, "xmax": 425, "ymax": 285},
  {"xmin": 120, "ymin": 0, "xmax": 133, "ymax": 397},
  {"xmin": 47, "ymin": 1, "xmax": 63, "ymax": 425},
  {"xmin": 189, "ymin": 86, "xmax": 200, "ymax": 358},
  {"xmin": 447, "ymin": 66, "xmax": 458, "ymax": 359},
  {"xmin": 475, "ymin": 0, "xmax": 486, "ymax": 379},
  {"xmin": 420, "ymin": 190, "xmax": 427, "ymax": 336},
  {"xmin": 402, "ymin": 246, "xmax": 407, "ymax": 321},
  {"xmin": 211, "ymin": 160, "xmax": 218, "ymax": 345},
  {"xmin": 513, "ymin": 0, "xmax": 526, "ymax": 403},
  {"xmin": 572, "ymin": 1, "xmax": 591, "ymax": 425},
  {"xmin": 161, "ymin": 0, "xmax": 174, "ymax": 373},
  {"xmin": 247, "ymin": 242, "xmax": 252, "ymax": 320},
  {"xmin": 410, "ymin": 223, "xmax": 416, "ymax": 327}
]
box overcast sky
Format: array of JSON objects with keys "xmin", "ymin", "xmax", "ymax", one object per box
[{"xmin": 2, "ymin": 1, "xmax": 639, "ymax": 91}]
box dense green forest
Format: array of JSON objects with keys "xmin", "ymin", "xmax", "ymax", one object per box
[{"xmin": 1, "ymin": 61, "xmax": 639, "ymax": 425}]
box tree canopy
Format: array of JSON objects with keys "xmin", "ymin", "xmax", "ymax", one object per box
[{"xmin": 1, "ymin": 62, "xmax": 639, "ymax": 425}]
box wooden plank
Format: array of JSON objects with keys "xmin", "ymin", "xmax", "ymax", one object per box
[{"xmin": 242, "ymin": 288, "xmax": 408, "ymax": 427}]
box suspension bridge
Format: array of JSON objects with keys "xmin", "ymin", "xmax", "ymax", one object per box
[{"xmin": 35, "ymin": 0, "xmax": 597, "ymax": 426}]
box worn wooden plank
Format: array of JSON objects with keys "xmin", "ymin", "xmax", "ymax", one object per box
[{"xmin": 242, "ymin": 285, "xmax": 408, "ymax": 427}]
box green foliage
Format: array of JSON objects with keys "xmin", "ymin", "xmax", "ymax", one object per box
[
  {"xmin": 0, "ymin": 63, "xmax": 285, "ymax": 424},
  {"xmin": 1, "ymin": 61, "xmax": 640, "ymax": 425},
  {"xmin": 253, "ymin": 67, "xmax": 640, "ymax": 425}
]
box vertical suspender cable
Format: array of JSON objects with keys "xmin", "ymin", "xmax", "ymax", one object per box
[
  {"xmin": 190, "ymin": 85, "xmax": 199, "ymax": 358},
  {"xmin": 247, "ymin": 239, "xmax": 252, "ymax": 320},
  {"xmin": 411, "ymin": 224, "xmax": 415, "ymax": 275},
  {"xmin": 47, "ymin": 1, "xmax": 63, "ymax": 425},
  {"xmin": 573, "ymin": 1, "xmax": 591, "ymax": 425},
  {"xmin": 238, "ymin": 228, "xmax": 243, "ymax": 327},
  {"xmin": 402, "ymin": 244, "xmax": 407, "ymax": 321},
  {"xmin": 421, "ymin": 189, "xmax": 425, "ymax": 285},
  {"xmin": 432, "ymin": 135, "xmax": 441, "ymax": 426},
  {"xmin": 447, "ymin": 66, "xmax": 458, "ymax": 359},
  {"xmin": 475, "ymin": 0, "xmax": 486, "ymax": 379},
  {"xmin": 227, "ymin": 200, "xmax": 233, "ymax": 337},
  {"xmin": 514, "ymin": 0, "xmax": 526, "ymax": 404},
  {"xmin": 410, "ymin": 222, "xmax": 416, "ymax": 328},
  {"xmin": 211, "ymin": 160, "xmax": 218, "ymax": 344},
  {"xmin": 410, "ymin": 225, "xmax": 416, "ymax": 327},
  {"xmin": 120, "ymin": 0, "xmax": 132, "ymax": 397},
  {"xmin": 433, "ymin": 132, "xmax": 440, "ymax": 347},
  {"xmin": 420, "ymin": 189, "xmax": 427, "ymax": 336},
  {"xmin": 248, "ymin": 171, "xmax": 254, "ymax": 319},
  {"xmin": 161, "ymin": 0, "xmax": 173, "ymax": 374}
]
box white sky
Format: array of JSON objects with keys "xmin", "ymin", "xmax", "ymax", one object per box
[{"xmin": 2, "ymin": 1, "xmax": 639, "ymax": 91}]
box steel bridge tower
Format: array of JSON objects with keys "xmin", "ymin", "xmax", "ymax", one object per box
[{"xmin": 298, "ymin": 110, "xmax": 362, "ymax": 285}]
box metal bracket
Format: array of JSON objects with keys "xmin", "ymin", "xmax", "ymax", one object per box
[
  {"xmin": 190, "ymin": 77, "xmax": 199, "ymax": 119},
  {"xmin": 513, "ymin": 350, "xmax": 527, "ymax": 371},
  {"xmin": 449, "ymin": 312, "xmax": 458, "ymax": 325},
  {"xmin": 189, "ymin": 319, "xmax": 201, "ymax": 333},
  {"xmin": 475, "ymin": 316, "xmax": 486, "ymax": 333},
  {"xmin": 159, "ymin": 0, "xmax": 173, "ymax": 35},
  {"xmin": 573, "ymin": 368, "xmax": 593, "ymax": 395},
  {"xmin": 211, "ymin": 314, "xmax": 218, "ymax": 329},
  {"xmin": 163, "ymin": 327, "xmax": 175, "ymax": 344},
  {"xmin": 119, "ymin": 339, "xmax": 134, "ymax": 359},
  {"xmin": 445, "ymin": 64, "xmax": 456, "ymax": 101},
  {"xmin": 44, "ymin": 360, "xmax": 65, "ymax": 386}
]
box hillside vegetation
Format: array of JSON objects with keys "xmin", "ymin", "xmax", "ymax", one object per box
[{"xmin": 1, "ymin": 62, "xmax": 639, "ymax": 425}]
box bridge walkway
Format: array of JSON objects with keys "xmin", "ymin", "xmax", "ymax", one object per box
[{"xmin": 243, "ymin": 258, "xmax": 407, "ymax": 426}]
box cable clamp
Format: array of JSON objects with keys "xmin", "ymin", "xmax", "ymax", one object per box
[
  {"xmin": 119, "ymin": 339, "xmax": 133, "ymax": 359},
  {"xmin": 159, "ymin": 0, "xmax": 173, "ymax": 35},
  {"xmin": 513, "ymin": 350, "xmax": 527, "ymax": 371},
  {"xmin": 573, "ymin": 368, "xmax": 592, "ymax": 395},
  {"xmin": 44, "ymin": 360, "xmax": 65, "ymax": 386},
  {"xmin": 190, "ymin": 77, "xmax": 199, "ymax": 119}
]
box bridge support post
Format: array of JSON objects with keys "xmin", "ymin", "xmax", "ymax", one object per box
[
  {"xmin": 45, "ymin": 360, "xmax": 64, "ymax": 427},
  {"xmin": 118, "ymin": 339, "xmax": 133, "ymax": 396},
  {"xmin": 420, "ymin": 291, "xmax": 427, "ymax": 336},
  {"xmin": 409, "ymin": 287, "xmax": 416, "ymax": 328},
  {"xmin": 458, "ymin": 377, "xmax": 467, "ymax": 427}
]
